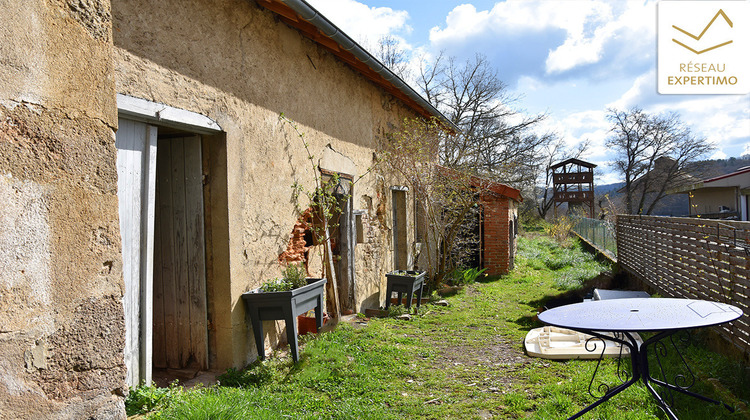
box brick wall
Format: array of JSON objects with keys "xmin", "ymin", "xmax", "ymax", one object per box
[{"xmin": 481, "ymin": 194, "xmax": 515, "ymax": 275}]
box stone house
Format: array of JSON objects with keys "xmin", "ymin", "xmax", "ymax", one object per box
[{"xmin": 0, "ymin": 0, "xmax": 459, "ymax": 417}]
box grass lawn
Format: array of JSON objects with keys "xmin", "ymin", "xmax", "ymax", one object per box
[{"xmin": 128, "ymin": 232, "xmax": 750, "ymax": 419}]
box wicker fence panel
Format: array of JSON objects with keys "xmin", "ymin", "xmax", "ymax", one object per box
[{"xmin": 616, "ymin": 215, "xmax": 750, "ymax": 356}]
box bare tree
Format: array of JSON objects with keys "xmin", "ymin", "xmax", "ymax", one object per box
[
  {"xmin": 607, "ymin": 107, "xmax": 714, "ymax": 215},
  {"xmin": 374, "ymin": 35, "xmax": 411, "ymax": 81},
  {"xmin": 414, "ymin": 53, "xmax": 551, "ymax": 190},
  {"xmin": 380, "ymin": 118, "xmax": 489, "ymax": 289}
]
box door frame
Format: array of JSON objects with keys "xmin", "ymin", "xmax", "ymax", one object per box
[{"xmin": 117, "ymin": 94, "xmax": 222, "ymax": 387}]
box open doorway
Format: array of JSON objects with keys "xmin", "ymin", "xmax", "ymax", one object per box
[{"xmin": 117, "ymin": 97, "xmax": 223, "ymax": 388}]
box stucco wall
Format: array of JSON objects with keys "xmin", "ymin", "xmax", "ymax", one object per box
[
  {"xmin": 0, "ymin": 0, "xmax": 126, "ymax": 418},
  {"xmin": 112, "ymin": 0, "xmax": 418, "ymax": 369}
]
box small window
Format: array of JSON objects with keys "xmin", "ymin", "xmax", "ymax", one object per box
[{"xmin": 354, "ymin": 211, "xmax": 365, "ymax": 244}]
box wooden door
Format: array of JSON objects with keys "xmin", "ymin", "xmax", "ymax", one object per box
[
  {"xmin": 392, "ymin": 189, "xmax": 408, "ymax": 270},
  {"xmin": 153, "ymin": 136, "xmax": 208, "ymax": 370},
  {"xmin": 116, "ymin": 119, "xmax": 157, "ymax": 387},
  {"xmin": 335, "ymin": 189, "xmax": 356, "ymax": 312}
]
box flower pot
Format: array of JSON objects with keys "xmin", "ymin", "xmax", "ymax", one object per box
[
  {"xmin": 297, "ymin": 312, "xmax": 330, "ymax": 335},
  {"xmin": 242, "ymin": 278, "xmax": 326, "ymax": 362}
]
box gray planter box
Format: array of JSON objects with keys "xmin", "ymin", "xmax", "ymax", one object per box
[
  {"xmin": 242, "ymin": 278, "xmax": 326, "ymax": 362},
  {"xmin": 385, "ymin": 270, "xmax": 426, "ymax": 310}
]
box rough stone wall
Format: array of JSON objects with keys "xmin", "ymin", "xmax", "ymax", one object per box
[
  {"xmin": 0, "ymin": 0, "xmax": 126, "ymax": 418},
  {"xmin": 354, "ymin": 182, "xmax": 390, "ymax": 311},
  {"xmin": 112, "ymin": 0, "xmax": 418, "ymax": 368}
]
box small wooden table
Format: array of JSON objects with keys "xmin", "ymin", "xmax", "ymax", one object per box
[{"xmin": 538, "ymin": 298, "xmax": 743, "ymax": 419}]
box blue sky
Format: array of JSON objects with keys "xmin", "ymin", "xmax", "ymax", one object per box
[{"xmin": 306, "ymin": 0, "xmax": 750, "ymax": 184}]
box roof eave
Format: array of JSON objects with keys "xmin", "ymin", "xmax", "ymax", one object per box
[
  {"xmin": 258, "ymin": 0, "xmax": 459, "ymax": 132},
  {"xmin": 667, "ymin": 182, "xmax": 705, "ymax": 194}
]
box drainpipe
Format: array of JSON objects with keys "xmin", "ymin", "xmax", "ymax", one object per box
[{"xmin": 280, "ymin": 0, "xmax": 459, "ymax": 132}]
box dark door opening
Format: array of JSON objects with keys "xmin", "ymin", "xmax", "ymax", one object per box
[{"xmin": 392, "ymin": 189, "xmax": 408, "ymax": 270}]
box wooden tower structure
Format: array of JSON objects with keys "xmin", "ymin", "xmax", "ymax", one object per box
[{"xmin": 551, "ymin": 158, "xmax": 596, "ymax": 218}]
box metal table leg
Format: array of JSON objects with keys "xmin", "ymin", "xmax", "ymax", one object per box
[
  {"xmin": 567, "ymin": 329, "xmax": 734, "ymax": 419},
  {"xmin": 567, "ymin": 331, "xmax": 641, "ymax": 419},
  {"xmin": 641, "ymin": 330, "xmax": 734, "ymax": 418}
]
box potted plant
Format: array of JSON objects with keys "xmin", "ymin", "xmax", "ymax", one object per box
[
  {"xmin": 242, "ymin": 264, "xmax": 326, "ymax": 362},
  {"xmin": 385, "ymin": 269, "xmax": 427, "ymax": 310}
]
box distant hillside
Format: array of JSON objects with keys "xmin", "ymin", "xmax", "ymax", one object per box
[
  {"xmin": 686, "ymin": 156, "xmax": 750, "ymax": 179},
  {"xmin": 594, "ymin": 182, "xmax": 624, "ymax": 196},
  {"xmin": 590, "ymin": 157, "xmax": 750, "ymax": 217}
]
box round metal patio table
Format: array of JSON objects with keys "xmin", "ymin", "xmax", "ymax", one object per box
[{"xmin": 538, "ymin": 298, "xmax": 743, "ymax": 419}]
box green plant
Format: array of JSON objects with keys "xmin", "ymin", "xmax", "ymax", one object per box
[
  {"xmin": 385, "ymin": 305, "xmax": 409, "ymax": 317},
  {"xmin": 445, "ymin": 267, "xmax": 487, "ymax": 286},
  {"xmin": 217, "ymin": 362, "xmax": 274, "ymax": 388},
  {"xmin": 258, "ymin": 277, "xmax": 292, "ymax": 292},
  {"xmin": 391, "ymin": 270, "xmax": 420, "ymax": 277},
  {"xmin": 125, "ymin": 382, "xmax": 180, "ymax": 416},
  {"xmin": 282, "ymin": 262, "xmax": 307, "ymax": 289},
  {"xmin": 258, "ymin": 263, "xmax": 308, "ymax": 292},
  {"xmin": 461, "ymin": 267, "xmax": 487, "ymax": 284}
]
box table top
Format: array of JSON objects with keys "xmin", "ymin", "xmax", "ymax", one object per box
[{"xmin": 538, "ymin": 298, "xmax": 743, "ymax": 332}]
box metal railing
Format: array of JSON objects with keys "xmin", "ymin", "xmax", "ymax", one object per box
[{"xmin": 572, "ymin": 217, "xmax": 617, "ymax": 260}]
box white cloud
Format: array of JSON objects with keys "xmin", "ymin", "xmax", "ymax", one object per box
[
  {"xmin": 606, "ymin": 68, "xmax": 750, "ymax": 160},
  {"xmin": 606, "ymin": 70, "xmax": 656, "ymax": 110},
  {"xmin": 306, "ymin": 0, "xmax": 412, "ymax": 47},
  {"xmin": 648, "ymin": 95, "xmax": 750, "ymax": 158},
  {"xmin": 711, "ymin": 150, "xmax": 728, "ymax": 160},
  {"xmin": 531, "ymin": 108, "xmax": 613, "ymax": 173},
  {"xmin": 428, "ymin": 0, "xmax": 656, "ymax": 78},
  {"xmin": 516, "ymin": 76, "xmax": 544, "ymax": 92},
  {"xmin": 743, "ymin": 143, "xmax": 750, "ymax": 156}
]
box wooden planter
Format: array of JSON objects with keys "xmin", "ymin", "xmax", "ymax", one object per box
[
  {"xmin": 385, "ymin": 270, "xmax": 426, "ymax": 310},
  {"xmin": 241, "ymin": 278, "xmax": 326, "ymax": 362}
]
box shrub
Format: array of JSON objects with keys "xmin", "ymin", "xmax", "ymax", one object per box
[
  {"xmin": 259, "ymin": 278, "xmax": 292, "ymax": 292},
  {"xmin": 544, "ymin": 215, "xmax": 575, "ymax": 244},
  {"xmin": 446, "ymin": 267, "xmax": 488, "ymax": 285},
  {"xmin": 217, "ymin": 362, "xmax": 274, "ymax": 388},
  {"xmin": 125, "ymin": 382, "xmax": 180, "ymax": 416},
  {"xmin": 282, "ymin": 263, "xmax": 307, "ymax": 289}
]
